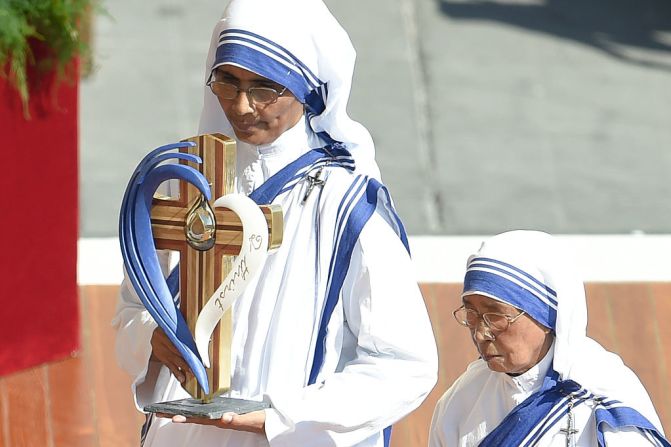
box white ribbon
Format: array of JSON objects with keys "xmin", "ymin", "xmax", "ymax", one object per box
[{"xmin": 194, "ymin": 194, "xmax": 269, "ymax": 368}]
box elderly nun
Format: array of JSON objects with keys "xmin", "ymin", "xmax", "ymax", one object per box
[
  {"xmin": 429, "ymin": 231, "xmax": 668, "ymax": 447},
  {"xmin": 113, "ymin": 0, "xmax": 438, "ymax": 446}
]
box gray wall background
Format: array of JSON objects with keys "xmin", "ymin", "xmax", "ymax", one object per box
[{"xmin": 80, "ymin": 0, "xmax": 671, "ymax": 237}]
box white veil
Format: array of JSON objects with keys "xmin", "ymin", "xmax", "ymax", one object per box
[{"xmin": 198, "ymin": 0, "xmax": 380, "ymax": 179}]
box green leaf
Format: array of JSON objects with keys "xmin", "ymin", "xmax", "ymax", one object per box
[{"xmin": 0, "ymin": 0, "xmax": 103, "ymax": 117}]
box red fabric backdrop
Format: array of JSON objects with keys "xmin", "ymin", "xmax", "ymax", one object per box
[{"xmin": 0, "ymin": 56, "xmax": 79, "ymax": 376}]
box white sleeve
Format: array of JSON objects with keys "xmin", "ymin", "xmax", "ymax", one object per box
[
  {"xmin": 265, "ymin": 212, "xmax": 439, "ymax": 446},
  {"xmin": 111, "ymin": 251, "xmax": 173, "ymax": 411},
  {"xmin": 429, "ymin": 392, "xmax": 450, "ymax": 447}
]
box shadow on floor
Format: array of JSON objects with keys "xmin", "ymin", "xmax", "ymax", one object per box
[{"xmin": 437, "ymin": 0, "xmax": 671, "ymax": 71}]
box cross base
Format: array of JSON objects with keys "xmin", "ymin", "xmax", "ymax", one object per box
[{"xmin": 144, "ymin": 396, "xmax": 271, "ymax": 419}]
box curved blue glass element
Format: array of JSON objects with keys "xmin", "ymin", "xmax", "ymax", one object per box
[{"xmin": 119, "ymin": 141, "xmax": 211, "ymax": 394}]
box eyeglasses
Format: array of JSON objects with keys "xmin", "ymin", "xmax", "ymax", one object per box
[
  {"xmin": 453, "ymin": 305, "xmax": 526, "ymax": 333},
  {"xmin": 206, "ymin": 80, "xmax": 288, "ymax": 105}
]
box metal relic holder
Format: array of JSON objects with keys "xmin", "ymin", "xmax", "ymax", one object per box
[{"xmin": 120, "ymin": 134, "xmax": 283, "ymax": 418}]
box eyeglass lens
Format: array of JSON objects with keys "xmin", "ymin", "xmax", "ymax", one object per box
[
  {"xmin": 455, "ymin": 308, "xmax": 512, "ymax": 332},
  {"xmin": 209, "ymin": 82, "xmax": 280, "ymax": 104}
]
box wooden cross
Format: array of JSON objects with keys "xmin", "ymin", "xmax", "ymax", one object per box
[{"xmin": 150, "ymin": 133, "xmax": 283, "ymax": 400}]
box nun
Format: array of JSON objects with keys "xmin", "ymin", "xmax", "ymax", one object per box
[
  {"xmin": 429, "ymin": 230, "xmax": 669, "ymax": 447},
  {"xmin": 113, "ymin": 0, "xmax": 438, "ymax": 446}
]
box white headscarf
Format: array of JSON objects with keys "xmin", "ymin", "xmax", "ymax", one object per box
[
  {"xmin": 198, "ymin": 0, "xmax": 380, "ymax": 179},
  {"xmin": 462, "ymin": 230, "xmax": 664, "ymax": 433}
]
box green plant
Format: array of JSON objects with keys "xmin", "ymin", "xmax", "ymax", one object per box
[{"xmin": 0, "ymin": 0, "xmax": 96, "ymax": 113}]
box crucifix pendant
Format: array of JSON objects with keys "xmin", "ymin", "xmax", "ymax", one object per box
[
  {"xmin": 302, "ymin": 166, "xmax": 326, "ymax": 204},
  {"xmin": 559, "ymin": 400, "xmax": 579, "ymax": 447}
]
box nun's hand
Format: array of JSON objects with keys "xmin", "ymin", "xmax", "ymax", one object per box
[
  {"xmin": 158, "ymin": 410, "xmax": 266, "ymax": 434},
  {"xmin": 150, "ymin": 327, "xmax": 192, "ymax": 384}
]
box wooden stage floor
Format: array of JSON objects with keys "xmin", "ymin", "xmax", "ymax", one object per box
[{"xmin": 1, "ymin": 283, "xmax": 670, "ymax": 446}]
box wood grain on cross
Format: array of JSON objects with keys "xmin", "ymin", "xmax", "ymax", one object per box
[{"xmin": 150, "ymin": 133, "xmax": 283, "ymax": 400}]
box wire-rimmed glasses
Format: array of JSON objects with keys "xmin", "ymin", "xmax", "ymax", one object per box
[
  {"xmin": 206, "ymin": 80, "xmax": 288, "ymax": 105},
  {"xmin": 453, "ymin": 305, "xmax": 526, "ymax": 333}
]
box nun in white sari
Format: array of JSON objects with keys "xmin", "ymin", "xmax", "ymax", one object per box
[
  {"xmin": 429, "ymin": 231, "xmax": 668, "ymax": 447},
  {"xmin": 113, "ymin": 0, "xmax": 437, "ymax": 446}
]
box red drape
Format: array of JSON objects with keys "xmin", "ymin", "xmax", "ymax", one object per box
[{"xmin": 0, "ymin": 54, "xmax": 79, "ymax": 376}]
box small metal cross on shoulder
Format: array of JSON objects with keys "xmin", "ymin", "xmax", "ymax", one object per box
[
  {"xmin": 559, "ymin": 399, "xmax": 579, "ymax": 447},
  {"xmin": 302, "ymin": 166, "xmax": 326, "ymax": 204}
]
